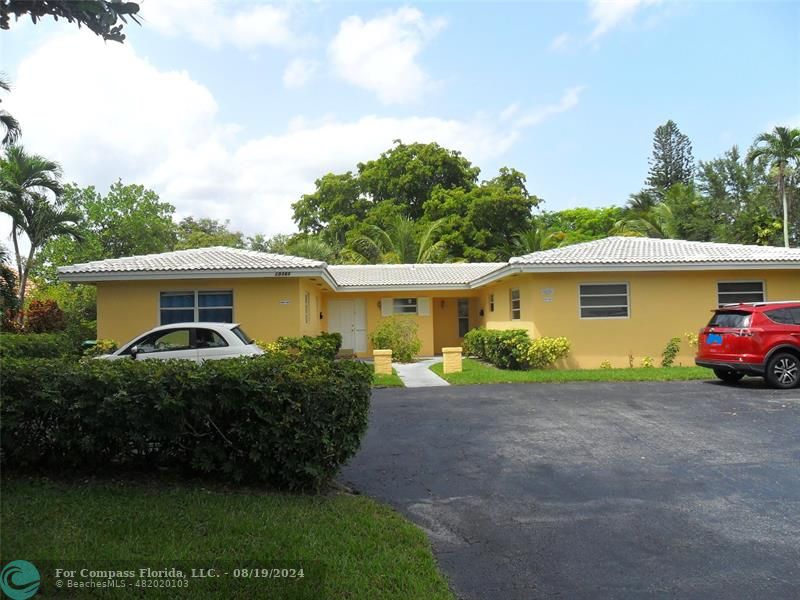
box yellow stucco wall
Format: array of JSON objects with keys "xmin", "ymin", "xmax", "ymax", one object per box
[
  {"xmin": 93, "ymin": 269, "xmax": 798, "ymax": 366},
  {"xmin": 477, "ymin": 269, "xmax": 800, "ymax": 368},
  {"xmin": 96, "ymin": 277, "xmax": 305, "ymax": 346},
  {"xmin": 321, "ymin": 290, "xmax": 481, "ymax": 356}
]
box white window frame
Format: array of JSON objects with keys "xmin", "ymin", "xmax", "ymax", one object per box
[
  {"xmin": 716, "ymin": 281, "xmax": 765, "ymax": 307},
  {"xmin": 578, "ymin": 282, "xmax": 630, "ymax": 320},
  {"xmin": 393, "ymin": 298, "xmax": 418, "ymax": 315},
  {"xmin": 510, "ymin": 288, "xmax": 521, "ymax": 320},
  {"xmin": 159, "ymin": 290, "xmax": 234, "ymax": 325}
]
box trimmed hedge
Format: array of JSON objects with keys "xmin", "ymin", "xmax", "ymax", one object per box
[
  {"xmin": 462, "ymin": 328, "xmax": 531, "ymax": 369},
  {"xmin": 277, "ymin": 332, "xmax": 343, "ymax": 360},
  {"xmin": 462, "ymin": 328, "xmax": 571, "ymax": 370},
  {"xmin": 0, "ymin": 333, "xmax": 76, "ymax": 359},
  {"xmin": 0, "ymin": 354, "xmax": 371, "ymax": 490}
]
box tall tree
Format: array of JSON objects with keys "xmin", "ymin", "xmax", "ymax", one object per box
[
  {"xmin": 34, "ymin": 181, "xmax": 177, "ymax": 281},
  {"xmin": 538, "ymin": 207, "xmax": 624, "ymax": 245},
  {"xmin": 358, "ymin": 141, "xmax": 480, "ymax": 220},
  {"xmin": 1, "ymin": 0, "xmax": 140, "ymax": 42},
  {"xmin": 747, "ymin": 126, "xmax": 800, "ymax": 248},
  {"xmin": 0, "ymin": 74, "xmax": 20, "ymax": 146},
  {"xmin": 0, "ymin": 145, "xmax": 64, "ymax": 304},
  {"xmin": 1, "ymin": 192, "xmax": 81, "ymax": 313},
  {"xmin": 175, "ymin": 217, "xmax": 244, "ymax": 250},
  {"xmin": 646, "ymin": 120, "xmax": 695, "ymax": 197}
]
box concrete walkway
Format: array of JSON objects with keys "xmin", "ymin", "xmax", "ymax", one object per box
[{"xmin": 394, "ymin": 357, "xmax": 449, "ymax": 388}]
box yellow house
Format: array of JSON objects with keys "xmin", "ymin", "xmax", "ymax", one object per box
[{"xmin": 58, "ymin": 237, "xmax": 800, "ymax": 368}]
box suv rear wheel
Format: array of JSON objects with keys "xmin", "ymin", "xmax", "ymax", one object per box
[
  {"xmin": 713, "ymin": 368, "xmax": 744, "ymax": 384},
  {"xmin": 765, "ymin": 353, "xmax": 800, "ymax": 389}
]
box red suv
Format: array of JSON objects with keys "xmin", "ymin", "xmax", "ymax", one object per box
[{"xmin": 696, "ymin": 301, "xmax": 800, "ymax": 389}]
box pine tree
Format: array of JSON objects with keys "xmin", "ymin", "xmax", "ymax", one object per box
[{"xmin": 646, "ymin": 120, "xmax": 694, "ymax": 197}]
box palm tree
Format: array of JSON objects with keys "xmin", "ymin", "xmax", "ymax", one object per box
[
  {"xmin": 612, "ymin": 203, "xmax": 678, "ymax": 239},
  {"xmin": 747, "ymin": 126, "xmax": 800, "ymax": 248},
  {"xmin": 511, "ymin": 223, "xmax": 565, "ymax": 255},
  {"xmin": 344, "ymin": 217, "xmax": 447, "ymax": 264},
  {"xmin": 0, "ymin": 146, "xmax": 79, "ymax": 314},
  {"xmin": 1, "ymin": 75, "xmax": 21, "ymax": 146},
  {"xmin": 286, "ymin": 236, "xmax": 337, "ymax": 262}
]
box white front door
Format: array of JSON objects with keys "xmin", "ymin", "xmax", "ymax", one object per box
[{"xmin": 328, "ymin": 299, "xmax": 367, "ymax": 354}]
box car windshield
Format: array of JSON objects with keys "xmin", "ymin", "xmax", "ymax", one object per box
[
  {"xmin": 708, "ymin": 311, "xmax": 751, "ymax": 328},
  {"xmin": 231, "ymin": 326, "xmax": 254, "ymax": 345}
]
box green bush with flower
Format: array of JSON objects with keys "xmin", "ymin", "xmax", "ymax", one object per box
[{"xmin": 527, "ymin": 336, "xmax": 571, "ymax": 369}]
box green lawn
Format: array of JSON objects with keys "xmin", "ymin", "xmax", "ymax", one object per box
[
  {"xmin": 1, "ymin": 478, "xmax": 451, "ymax": 599},
  {"xmin": 431, "ymin": 358, "xmax": 714, "ymax": 385},
  {"xmin": 373, "ymin": 368, "xmax": 404, "ymax": 388}
]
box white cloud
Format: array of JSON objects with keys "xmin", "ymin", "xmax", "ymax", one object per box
[
  {"xmin": 6, "ymin": 33, "xmax": 582, "ymax": 238},
  {"xmin": 514, "ymin": 87, "xmax": 586, "ymax": 128},
  {"xmin": 549, "ymin": 32, "xmax": 572, "ymax": 52},
  {"xmin": 139, "ymin": 0, "xmax": 302, "ymax": 49},
  {"xmin": 329, "ymin": 7, "xmax": 446, "ymax": 104},
  {"xmin": 283, "ymin": 58, "xmax": 318, "ymax": 89},
  {"xmin": 588, "ymin": 0, "xmax": 663, "ymax": 40}
]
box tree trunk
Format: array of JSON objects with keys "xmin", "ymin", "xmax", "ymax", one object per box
[
  {"xmin": 779, "ymin": 165, "xmax": 788, "ymax": 248},
  {"xmin": 10, "ymin": 226, "xmax": 24, "ymax": 322},
  {"xmin": 17, "ymin": 245, "xmax": 35, "ymax": 324}
]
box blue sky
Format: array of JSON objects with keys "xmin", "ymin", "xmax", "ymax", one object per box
[{"xmin": 2, "ymin": 1, "xmax": 798, "ymax": 237}]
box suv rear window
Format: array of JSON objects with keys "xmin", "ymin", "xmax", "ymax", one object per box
[{"xmin": 708, "ymin": 311, "xmax": 751, "ymax": 328}]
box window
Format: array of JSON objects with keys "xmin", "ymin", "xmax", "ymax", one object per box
[
  {"xmin": 138, "ymin": 328, "xmax": 191, "ymax": 354},
  {"xmin": 489, "ymin": 294, "xmax": 495, "ymax": 312},
  {"xmin": 765, "ymin": 308, "xmax": 800, "ymax": 325},
  {"xmin": 160, "ymin": 292, "xmax": 194, "ymax": 324},
  {"xmin": 458, "ymin": 299, "xmax": 470, "ymax": 337},
  {"xmin": 160, "ymin": 291, "xmax": 233, "ymax": 325},
  {"xmin": 579, "ymin": 283, "xmax": 629, "ymax": 319},
  {"xmin": 708, "ymin": 311, "xmax": 751, "ymax": 328},
  {"xmin": 717, "ymin": 282, "xmax": 764, "ymax": 306},
  {"xmin": 304, "ymin": 292, "xmax": 311, "ymax": 324},
  {"xmin": 510, "ymin": 289, "xmax": 521, "ymax": 320},
  {"xmin": 232, "ymin": 326, "xmax": 253, "ymax": 345},
  {"xmin": 393, "ymin": 298, "xmax": 418, "ymax": 314},
  {"xmin": 194, "ymin": 328, "xmax": 228, "ymax": 349}
]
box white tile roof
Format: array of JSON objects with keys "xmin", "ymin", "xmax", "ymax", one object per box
[
  {"xmin": 327, "ymin": 263, "xmax": 506, "ymax": 288},
  {"xmin": 58, "ymin": 238, "xmax": 799, "ymax": 286},
  {"xmin": 510, "ymin": 236, "xmax": 800, "ymax": 266},
  {"xmin": 58, "ymin": 246, "xmax": 325, "ymax": 275}
]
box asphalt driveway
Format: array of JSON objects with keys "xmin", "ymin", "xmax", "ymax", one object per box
[{"xmin": 340, "ymin": 380, "xmax": 800, "ymax": 600}]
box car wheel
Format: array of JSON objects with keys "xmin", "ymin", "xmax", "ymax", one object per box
[
  {"xmin": 765, "ymin": 353, "xmax": 800, "ymax": 389},
  {"xmin": 713, "ymin": 368, "xmax": 744, "ymax": 383}
]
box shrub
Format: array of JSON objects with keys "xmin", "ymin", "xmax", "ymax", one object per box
[
  {"xmin": 369, "ymin": 317, "xmax": 421, "ymax": 363},
  {"xmin": 527, "ymin": 337, "xmax": 571, "ymax": 369},
  {"xmin": 0, "ymin": 354, "xmax": 372, "ymax": 490},
  {"xmin": 82, "ymin": 339, "xmax": 118, "ymax": 358},
  {"xmin": 641, "ymin": 356, "xmax": 654, "ymax": 368},
  {"xmin": 599, "ymin": 360, "xmax": 612, "ymax": 369},
  {"xmin": 0, "ymin": 333, "xmax": 75, "ymax": 358},
  {"xmin": 461, "ymin": 327, "xmax": 531, "ymax": 370},
  {"xmin": 278, "ymin": 332, "xmax": 342, "ymax": 360},
  {"xmin": 661, "ymin": 336, "xmax": 682, "ymax": 368},
  {"xmin": 23, "ymin": 299, "xmax": 66, "ymax": 333},
  {"xmin": 255, "ymin": 332, "xmax": 342, "ymax": 360}
]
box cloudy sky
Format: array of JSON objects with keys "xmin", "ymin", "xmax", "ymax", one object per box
[{"xmin": 2, "ymin": 1, "xmax": 798, "ymax": 237}]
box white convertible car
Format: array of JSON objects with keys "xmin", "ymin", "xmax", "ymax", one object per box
[{"xmin": 97, "ymin": 322, "xmax": 264, "ymax": 362}]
